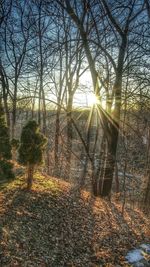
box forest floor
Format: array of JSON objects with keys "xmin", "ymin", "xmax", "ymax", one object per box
[{"xmin": 0, "ymin": 169, "xmax": 150, "ymax": 267}]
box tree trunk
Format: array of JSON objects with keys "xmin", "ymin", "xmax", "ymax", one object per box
[
  {"xmin": 0, "ymin": 66, "xmax": 10, "ymax": 131},
  {"xmin": 62, "ymin": 0, "xmax": 127, "ymax": 196},
  {"xmin": 38, "ymin": 0, "xmax": 46, "ymax": 133},
  {"xmin": 27, "ymin": 164, "xmax": 34, "ymax": 190},
  {"xmin": 80, "ymin": 154, "xmax": 88, "ymax": 188},
  {"xmin": 144, "ymin": 172, "xmax": 150, "ymax": 208},
  {"xmin": 144, "ymin": 126, "xmax": 150, "ymax": 208},
  {"xmin": 66, "ymin": 111, "xmax": 73, "ymax": 178},
  {"xmin": 115, "ymin": 162, "xmax": 120, "ymax": 193},
  {"xmin": 3, "ymin": 94, "xmax": 10, "ymax": 131},
  {"xmin": 42, "ymin": 89, "xmax": 46, "ymax": 134},
  {"xmin": 54, "ymin": 106, "xmax": 61, "ymax": 176},
  {"xmin": 12, "ymin": 79, "xmax": 17, "ymax": 138},
  {"xmin": 66, "ymin": 93, "xmax": 73, "ymax": 178},
  {"xmin": 99, "ymin": 152, "xmax": 116, "ymax": 196},
  {"xmin": 99, "ymin": 124, "xmax": 119, "ymax": 196}
]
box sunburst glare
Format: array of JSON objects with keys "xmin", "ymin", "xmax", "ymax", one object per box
[{"xmin": 86, "ymin": 93, "xmax": 100, "ymax": 107}]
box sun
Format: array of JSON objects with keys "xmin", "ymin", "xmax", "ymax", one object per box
[{"xmin": 87, "ymin": 93, "xmax": 100, "ymax": 107}]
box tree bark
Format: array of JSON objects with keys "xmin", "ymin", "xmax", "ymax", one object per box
[
  {"xmin": 144, "ymin": 126, "xmax": 150, "ymax": 208},
  {"xmin": 66, "ymin": 98, "xmax": 73, "ymax": 178},
  {"xmin": 0, "ymin": 64, "xmax": 10, "ymax": 130},
  {"xmin": 144, "ymin": 172, "xmax": 150, "ymax": 208},
  {"xmin": 38, "ymin": 0, "xmax": 46, "ymax": 134},
  {"xmin": 54, "ymin": 105, "xmax": 61, "ymax": 176},
  {"xmin": 27, "ymin": 164, "xmax": 34, "ymax": 190},
  {"xmin": 12, "ymin": 79, "xmax": 17, "ymax": 138}
]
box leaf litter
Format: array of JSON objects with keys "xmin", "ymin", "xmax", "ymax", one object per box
[{"xmin": 0, "ymin": 173, "xmax": 149, "ymax": 266}]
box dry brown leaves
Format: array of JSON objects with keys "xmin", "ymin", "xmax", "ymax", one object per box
[{"xmin": 0, "ymin": 173, "xmax": 149, "ymax": 267}]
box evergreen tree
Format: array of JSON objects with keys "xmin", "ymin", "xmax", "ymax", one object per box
[
  {"xmin": 11, "ymin": 138, "xmax": 20, "ymax": 160},
  {"xmin": 0, "ymin": 100, "xmax": 14, "ymax": 180},
  {"xmin": 18, "ymin": 120, "xmax": 47, "ymax": 189},
  {"xmin": 11, "ymin": 138, "xmax": 20, "ymax": 150}
]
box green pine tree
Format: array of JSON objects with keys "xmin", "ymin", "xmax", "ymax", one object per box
[
  {"xmin": 18, "ymin": 120, "xmax": 47, "ymax": 189},
  {"xmin": 0, "ymin": 100, "xmax": 14, "ymax": 180},
  {"xmin": 11, "ymin": 138, "xmax": 20, "ymax": 150},
  {"xmin": 11, "ymin": 138, "xmax": 20, "ymax": 160}
]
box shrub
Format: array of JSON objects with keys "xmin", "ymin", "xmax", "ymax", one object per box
[
  {"xmin": 0, "ymin": 101, "xmax": 14, "ymax": 180},
  {"xmin": 18, "ymin": 120, "xmax": 47, "ymax": 189}
]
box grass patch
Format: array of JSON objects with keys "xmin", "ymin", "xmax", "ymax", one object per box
[
  {"xmin": 0, "ymin": 167, "xmax": 62, "ymax": 197},
  {"xmin": 32, "ymin": 171, "xmax": 61, "ymax": 195}
]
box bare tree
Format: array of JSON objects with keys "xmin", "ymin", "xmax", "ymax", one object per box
[
  {"xmin": 1, "ymin": 0, "xmax": 32, "ymax": 137},
  {"xmin": 55, "ymin": 0, "xmax": 146, "ymax": 196}
]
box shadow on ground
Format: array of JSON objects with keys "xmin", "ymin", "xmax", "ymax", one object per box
[{"xmin": 0, "ymin": 178, "xmax": 149, "ymax": 267}]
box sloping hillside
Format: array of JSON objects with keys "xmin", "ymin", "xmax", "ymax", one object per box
[{"xmin": 0, "ymin": 172, "xmax": 149, "ymax": 267}]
